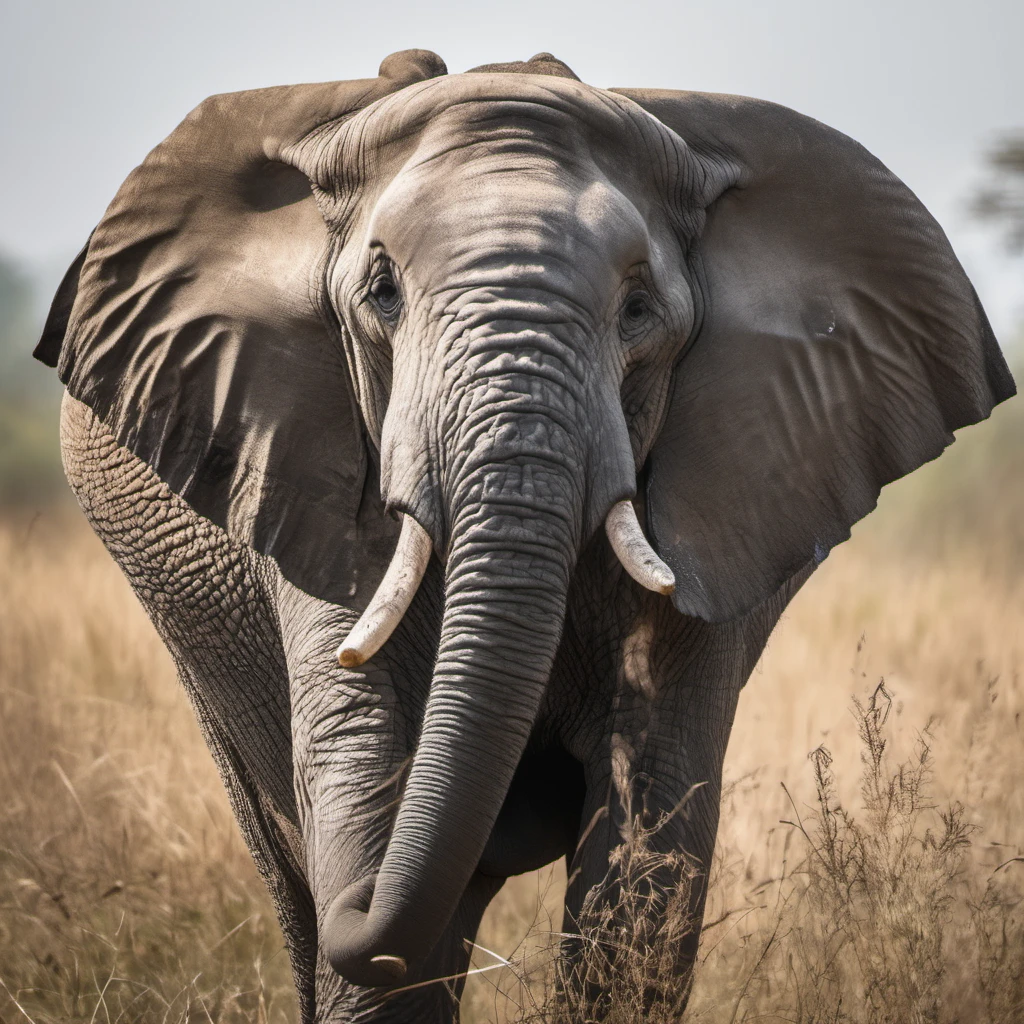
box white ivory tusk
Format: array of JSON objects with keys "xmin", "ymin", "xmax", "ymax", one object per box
[
  {"xmin": 337, "ymin": 515, "xmax": 433, "ymax": 668},
  {"xmin": 605, "ymin": 499, "xmax": 675, "ymax": 596}
]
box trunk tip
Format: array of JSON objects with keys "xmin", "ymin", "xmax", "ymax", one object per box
[
  {"xmin": 323, "ymin": 887, "xmax": 411, "ymax": 987},
  {"xmin": 370, "ymin": 955, "xmax": 408, "ymax": 982}
]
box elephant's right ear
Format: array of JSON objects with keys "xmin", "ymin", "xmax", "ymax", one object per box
[
  {"xmin": 37, "ymin": 51, "xmax": 447, "ymax": 606},
  {"xmin": 614, "ymin": 88, "xmax": 1016, "ymax": 623}
]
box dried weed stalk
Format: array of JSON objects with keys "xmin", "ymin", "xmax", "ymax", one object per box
[
  {"xmin": 712, "ymin": 681, "xmax": 1024, "ymax": 1024},
  {"xmin": 484, "ymin": 802, "xmax": 703, "ymax": 1024},
  {"xmin": 476, "ymin": 682, "xmax": 1023, "ymax": 1024}
]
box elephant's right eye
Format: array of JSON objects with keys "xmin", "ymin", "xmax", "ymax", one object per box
[
  {"xmin": 619, "ymin": 289, "xmax": 654, "ymax": 339},
  {"xmin": 623, "ymin": 294, "xmax": 649, "ymax": 323},
  {"xmin": 368, "ymin": 271, "xmax": 402, "ymax": 320}
]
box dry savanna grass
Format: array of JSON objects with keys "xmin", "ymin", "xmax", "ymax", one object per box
[
  {"xmin": 1, "ymin": 377, "xmax": 1022, "ymax": 1023},
  {"xmin": 0, "ymin": 515, "xmax": 296, "ymax": 1023}
]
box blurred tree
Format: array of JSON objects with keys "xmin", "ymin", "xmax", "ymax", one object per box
[
  {"xmin": 0, "ymin": 252, "xmax": 38, "ymax": 396},
  {"xmin": 971, "ymin": 134, "xmax": 1024, "ymax": 254},
  {"xmin": 0, "ymin": 251, "xmax": 66, "ymax": 504}
]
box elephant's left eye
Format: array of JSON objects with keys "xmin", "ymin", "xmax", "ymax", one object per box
[
  {"xmin": 620, "ymin": 291, "xmax": 652, "ymax": 334},
  {"xmin": 368, "ymin": 272, "xmax": 402, "ymax": 320}
]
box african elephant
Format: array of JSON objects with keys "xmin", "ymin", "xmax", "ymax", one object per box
[{"xmin": 36, "ymin": 49, "xmax": 1014, "ymax": 1023}]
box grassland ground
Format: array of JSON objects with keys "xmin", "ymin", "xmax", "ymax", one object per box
[{"xmin": 0, "ymin": 385, "xmax": 1021, "ymax": 1023}]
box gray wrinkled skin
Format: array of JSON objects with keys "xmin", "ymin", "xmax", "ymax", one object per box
[
  {"xmin": 61, "ymin": 391, "xmax": 794, "ymax": 1021},
  {"xmin": 43, "ymin": 50, "xmax": 1014, "ymax": 1024}
]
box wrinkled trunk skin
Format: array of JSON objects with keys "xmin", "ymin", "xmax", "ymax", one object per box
[
  {"xmin": 323, "ymin": 495, "xmax": 575, "ymax": 982},
  {"xmin": 320, "ymin": 316, "xmax": 620, "ymax": 987}
]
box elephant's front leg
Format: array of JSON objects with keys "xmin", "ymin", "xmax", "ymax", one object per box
[
  {"xmin": 560, "ymin": 588, "xmax": 760, "ymax": 1014},
  {"xmin": 279, "ymin": 580, "xmax": 502, "ymax": 1023},
  {"xmin": 59, "ymin": 395, "xmax": 320, "ymax": 1017}
]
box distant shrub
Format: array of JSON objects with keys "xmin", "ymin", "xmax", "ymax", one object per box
[{"xmin": 0, "ymin": 251, "xmax": 66, "ymax": 506}]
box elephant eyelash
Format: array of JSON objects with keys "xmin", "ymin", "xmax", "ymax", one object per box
[
  {"xmin": 622, "ymin": 293, "xmax": 651, "ymax": 324},
  {"xmin": 618, "ymin": 288, "xmax": 657, "ymax": 342},
  {"xmin": 365, "ymin": 263, "xmax": 403, "ymax": 323}
]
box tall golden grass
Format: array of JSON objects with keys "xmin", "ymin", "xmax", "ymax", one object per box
[
  {"xmin": 1, "ymin": 373, "xmax": 1021, "ymax": 1022},
  {"xmin": 0, "ymin": 514, "xmax": 296, "ymax": 1022}
]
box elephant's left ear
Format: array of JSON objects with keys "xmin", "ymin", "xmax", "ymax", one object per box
[
  {"xmin": 613, "ymin": 88, "xmax": 1016, "ymax": 623},
  {"xmin": 35, "ymin": 51, "xmax": 447, "ymax": 606}
]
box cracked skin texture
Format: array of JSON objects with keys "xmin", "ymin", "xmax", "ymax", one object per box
[{"xmin": 61, "ymin": 390, "xmax": 801, "ymax": 1020}]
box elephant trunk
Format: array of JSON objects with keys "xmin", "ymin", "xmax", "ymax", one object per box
[{"xmin": 322, "ymin": 348, "xmax": 591, "ymax": 986}]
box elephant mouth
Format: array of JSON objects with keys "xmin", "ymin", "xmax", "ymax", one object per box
[
  {"xmin": 336, "ymin": 498, "xmax": 673, "ymax": 668},
  {"xmin": 477, "ymin": 745, "xmax": 588, "ymax": 878}
]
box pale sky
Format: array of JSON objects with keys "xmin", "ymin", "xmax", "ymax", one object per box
[{"xmin": 2, "ymin": 0, "xmax": 1022, "ymax": 336}]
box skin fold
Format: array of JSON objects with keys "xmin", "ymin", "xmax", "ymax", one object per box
[{"xmin": 40, "ymin": 50, "xmax": 1014, "ymax": 1023}]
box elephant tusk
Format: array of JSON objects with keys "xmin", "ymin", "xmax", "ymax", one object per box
[
  {"xmin": 337, "ymin": 515, "xmax": 432, "ymax": 668},
  {"xmin": 605, "ymin": 499, "xmax": 675, "ymax": 596}
]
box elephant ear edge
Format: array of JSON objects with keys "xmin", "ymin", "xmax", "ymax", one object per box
[
  {"xmin": 614, "ymin": 88, "xmax": 1016, "ymax": 624},
  {"xmin": 35, "ymin": 237, "xmax": 92, "ymax": 369},
  {"xmin": 36, "ymin": 51, "xmax": 448, "ymax": 608}
]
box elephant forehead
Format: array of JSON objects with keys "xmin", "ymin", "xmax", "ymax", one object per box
[
  {"xmin": 409, "ymin": 93, "xmax": 603, "ymax": 163},
  {"xmin": 333, "ymin": 72, "xmax": 681, "ymax": 199},
  {"xmin": 368, "ymin": 157, "xmax": 652, "ymax": 294},
  {"xmin": 361, "ymin": 71, "xmax": 648, "ymax": 149}
]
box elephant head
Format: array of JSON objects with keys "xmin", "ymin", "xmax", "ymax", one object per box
[{"xmin": 37, "ymin": 49, "xmax": 1014, "ymax": 990}]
